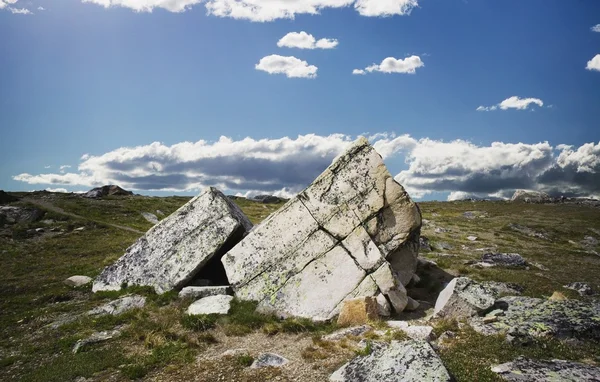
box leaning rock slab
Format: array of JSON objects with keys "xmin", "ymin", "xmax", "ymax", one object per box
[
  {"xmin": 187, "ymin": 295, "xmax": 233, "ymax": 315},
  {"xmin": 434, "ymin": 277, "xmax": 496, "ymax": 319},
  {"xmin": 88, "ymin": 295, "xmax": 146, "ymax": 317},
  {"xmin": 93, "ymin": 187, "xmax": 252, "ymax": 294},
  {"xmin": 492, "ymin": 357, "xmax": 600, "ymax": 381},
  {"xmin": 178, "ymin": 286, "xmax": 232, "ymax": 299},
  {"xmin": 329, "ymin": 340, "xmax": 452, "ymax": 382},
  {"xmin": 223, "ymin": 138, "xmax": 421, "ymax": 320}
]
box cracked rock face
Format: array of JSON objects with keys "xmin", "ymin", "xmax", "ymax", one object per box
[
  {"xmin": 222, "ymin": 138, "xmax": 421, "ymax": 321},
  {"xmin": 93, "ymin": 187, "xmax": 253, "ymax": 294},
  {"xmin": 329, "ymin": 340, "xmax": 452, "ymax": 382}
]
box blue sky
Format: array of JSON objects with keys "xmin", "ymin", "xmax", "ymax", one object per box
[{"xmin": 1, "ymin": 0, "xmax": 599, "ymax": 200}]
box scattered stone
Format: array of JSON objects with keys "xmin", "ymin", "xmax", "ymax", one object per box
[
  {"xmin": 480, "ymin": 253, "xmax": 527, "ymax": 268},
  {"xmin": 404, "ymin": 297, "xmax": 420, "ymax": 311},
  {"xmin": 84, "ymin": 185, "xmax": 133, "ymax": 198},
  {"xmin": 434, "ymin": 227, "xmax": 449, "ymax": 234},
  {"xmin": 178, "ymin": 286, "xmax": 232, "ymax": 299},
  {"xmin": 563, "ymin": 282, "xmax": 595, "ymax": 296},
  {"xmin": 141, "ymin": 212, "xmax": 159, "ymax": 224},
  {"xmin": 491, "ymin": 357, "xmax": 600, "ymax": 381},
  {"xmin": 337, "ymin": 297, "xmax": 379, "ymax": 327},
  {"xmin": 483, "ymin": 316, "xmax": 498, "ymax": 324},
  {"xmin": 187, "ymin": 295, "xmax": 233, "ymax": 315},
  {"xmin": 64, "ymin": 275, "xmax": 92, "ymax": 287},
  {"xmin": 156, "ymin": 210, "xmax": 165, "ymax": 216},
  {"xmin": 222, "ymin": 348, "xmax": 249, "ymax": 357},
  {"xmin": 508, "ymin": 223, "xmax": 549, "ymax": 240},
  {"xmin": 434, "ymin": 277, "xmax": 497, "ymax": 319},
  {"xmin": 420, "ymin": 237, "xmax": 432, "ymax": 252},
  {"xmin": 93, "ymin": 187, "xmax": 253, "ymax": 294},
  {"xmin": 323, "ymin": 325, "xmax": 372, "ymax": 341},
  {"xmin": 435, "ymin": 242, "xmax": 453, "ymax": 250},
  {"xmin": 329, "ymin": 340, "xmax": 452, "ymax": 382},
  {"xmin": 510, "ymin": 190, "xmax": 552, "ymax": 203},
  {"xmin": 471, "ymin": 296, "xmax": 600, "ymax": 342},
  {"xmin": 466, "ymin": 236, "xmax": 477, "ymax": 241},
  {"xmin": 35, "ymin": 228, "xmax": 45, "ymax": 233},
  {"xmin": 482, "ymin": 281, "xmax": 524, "ymax": 296},
  {"xmin": 582, "ymin": 236, "xmax": 599, "ymax": 247},
  {"xmin": 375, "ymin": 294, "xmax": 391, "ymax": 317},
  {"xmin": 463, "ymin": 211, "xmax": 488, "ymax": 219},
  {"xmin": 72, "ymin": 328, "xmax": 122, "ymax": 353},
  {"xmin": 250, "ymin": 353, "xmax": 289, "ymax": 369},
  {"xmin": 223, "ymin": 138, "xmax": 421, "ymax": 321},
  {"xmin": 74, "ymin": 227, "xmax": 85, "ymax": 231},
  {"xmin": 88, "ymin": 295, "xmax": 146, "ymax": 317},
  {"xmin": 549, "ymin": 291, "xmax": 567, "ymax": 301}
]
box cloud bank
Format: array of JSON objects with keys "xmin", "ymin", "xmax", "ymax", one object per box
[
  {"xmin": 81, "ymin": 0, "xmax": 419, "ymax": 20},
  {"xmin": 277, "ymin": 31, "xmax": 338, "ymax": 49},
  {"xmin": 477, "ymin": 96, "xmax": 544, "ymax": 111},
  {"xmin": 13, "ymin": 134, "xmax": 600, "ymax": 201}
]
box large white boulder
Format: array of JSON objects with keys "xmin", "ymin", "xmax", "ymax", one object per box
[
  {"xmin": 93, "ymin": 187, "xmax": 252, "ymax": 294},
  {"xmin": 222, "ymin": 137, "xmax": 421, "ymax": 320}
]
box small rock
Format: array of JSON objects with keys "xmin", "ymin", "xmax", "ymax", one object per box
[
  {"xmin": 337, "ymin": 297, "xmax": 379, "ymax": 326},
  {"xmin": 250, "ymin": 353, "xmax": 289, "ymax": 369},
  {"xmin": 375, "ymin": 294, "xmax": 391, "ymax": 317},
  {"xmin": 156, "ymin": 210, "xmax": 165, "ymax": 216},
  {"xmin": 74, "ymin": 227, "xmax": 85, "ymax": 231},
  {"xmin": 419, "ymin": 237, "xmax": 432, "ymax": 252},
  {"xmin": 563, "ymin": 282, "xmax": 595, "ymax": 296},
  {"xmin": 434, "ymin": 277, "xmax": 496, "ymax": 319},
  {"xmin": 491, "ymin": 357, "xmax": 600, "ymax": 381},
  {"xmin": 436, "ymin": 242, "xmax": 453, "ymax": 251},
  {"xmin": 481, "ymin": 253, "xmax": 527, "ymax": 268},
  {"xmin": 178, "ymin": 286, "xmax": 232, "ymax": 299},
  {"xmin": 530, "ymin": 262, "xmax": 549, "ymax": 271},
  {"xmin": 483, "ymin": 316, "xmax": 498, "ymax": 324},
  {"xmin": 35, "ymin": 228, "xmax": 45, "ymax": 233},
  {"xmin": 323, "ymin": 325, "xmax": 372, "ymax": 341},
  {"xmin": 141, "ymin": 212, "xmax": 159, "ymax": 224},
  {"xmin": 187, "ymin": 295, "xmax": 233, "ymax": 315},
  {"xmin": 582, "ymin": 236, "xmax": 599, "ymax": 247},
  {"xmin": 404, "ymin": 297, "xmax": 420, "ymax": 311},
  {"xmin": 466, "ymin": 236, "xmax": 477, "ymax": 241},
  {"xmin": 549, "ymin": 291, "xmax": 567, "ymax": 301},
  {"xmin": 486, "ymin": 309, "xmax": 505, "ymax": 317},
  {"xmin": 72, "ymin": 328, "xmax": 122, "ymax": 353},
  {"xmin": 88, "ymin": 295, "xmax": 146, "ymax": 317},
  {"xmin": 222, "ymin": 348, "xmax": 249, "ymax": 357},
  {"xmin": 64, "ymin": 275, "xmax": 92, "ymax": 287},
  {"xmin": 434, "ymin": 227, "xmax": 449, "ymax": 234}
]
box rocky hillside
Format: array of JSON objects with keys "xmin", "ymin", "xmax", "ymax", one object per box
[{"xmin": 1, "ymin": 186, "xmax": 599, "ymax": 381}]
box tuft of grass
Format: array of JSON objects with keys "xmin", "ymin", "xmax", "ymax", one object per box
[
  {"xmin": 180, "ymin": 314, "xmax": 219, "ymax": 331},
  {"xmin": 121, "ymin": 341, "xmax": 195, "ymax": 380},
  {"xmin": 355, "ymin": 340, "xmax": 373, "ymax": 356},
  {"xmin": 235, "ymin": 354, "xmax": 254, "ymax": 367}
]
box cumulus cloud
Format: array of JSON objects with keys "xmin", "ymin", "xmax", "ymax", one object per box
[
  {"xmin": 586, "ymin": 54, "xmax": 600, "ymax": 72},
  {"xmin": 13, "ymin": 134, "xmax": 600, "ymax": 200},
  {"xmin": 591, "ymin": 24, "xmax": 600, "ymax": 33},
  {"xmin": 46, "ymin": 188, "xmax": 69, "ymax": 193},
  {"xmin": 255, "ymin": 55, "xmax": 317, "ymax": 78},
  {"xmin": 277, "ymin": 31, "xmax": 338, "ymax": 49},
  {"xmin": 355, "ymin": 56, "xmax": 424, "ymax": 75},
  {"xmin": 477, "ymin": 96, "xmax": 544, "ymax": 111},
  {"xmin": 81, "ymin": 0, "xmax": 418, "ymax": 20},
  {"xmin": 37, "ymin": 6, "xmax": 44, "ymax": 10}
]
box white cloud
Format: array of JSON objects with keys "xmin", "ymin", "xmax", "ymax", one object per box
[
  {"xmin": 60, "ymin": 165, "xmax": 72, "ymax": 173},
  {"xmin": 352, "ymin": 69, "xmax": 365, "ymax": 75},
  {"xmin": 46, "ymin": 188, "xmax": 69, "ymax": 193},
  {"xmin": 0, "ymin": 0, "xmax": 17, "ymax": 8},
  {"xmin": 359, "ymin": 56, "xmax": 424, "ymax": 74},
  {"xmin": 81, "ymin": 0, "xmax": 418, "ymax": 20},
  {"xmin": 255, "ymin": 55, "xmax": 317, "ymax": 78},
  {"xmin": 586, "ymin": 54, "xmax": 600, "ymax": 72},
  {"xmin": 477, "ymin": 96, "xmax": 544, "ymax": 111},
  {"xmin": 277, "ymin": 31, "xmax": 338, "ymax": 49},
  {"xmin": 13, "ymin": 134, "xmax": 600, "ymax": 200},
  {"xmin": 591, "ymin": 24, "xmax": 600, "ymax": 33},
  {"xmin": 37, "ymin": 6, "xmax": 45, "ymax": 10},
  {"xmin": 354, "ymin": 0, "xmax": 417, "ymax": 17},
  {"xmin": 9, "ymin": 6, "xmax": 32, "ymax": 14}
]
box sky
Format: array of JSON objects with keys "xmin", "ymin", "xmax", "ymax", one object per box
[{"xmin": 1, "ymin": 0, "xmax": 599, "ymax": 201}]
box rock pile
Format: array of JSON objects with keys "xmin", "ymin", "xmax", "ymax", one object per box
[{"xmin": 221, "ymin": 137, "xmax": 422, "ymax": 320}]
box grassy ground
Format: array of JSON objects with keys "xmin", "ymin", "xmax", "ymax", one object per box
[{"xmin": 0, "ymin": 192, "xmax": 598, "ymax": 381}]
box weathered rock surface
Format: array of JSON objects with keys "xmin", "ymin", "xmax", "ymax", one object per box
[
  {"xmin": 72, "ymin": 328, "xmax": 122, "ymax": 353},
  {"xmin": 434, "ymin": 277, "xmax": 497, "ymax": 319},
  {"xmin": 387, "ymin": 321, "xmax": 435, "ymax": 341},
  {"xmin": 479, "ymin": 253, "xmax": 527, "ymax": 268},
  {"xmin": 0, "ymin": 206, "xmax": 44, "ymax": 225},
  {"xmin": 223, "ymin": 138, "xmax": 421, "ymax": 320},
  {"xmin": 337, "ymin": 297, "xmax": 379, "ymax": 327},
  {"xmin": 470, "ymin": 296, "xmax": 600, "ymax": 342},
  {"xmin": 141, "ymin": 212, "xmax": 159, "ymax": 224},
  {"xmin": 178, "ymin": 286, "xmax": 232, "ymax": 299},
  {"xmin": 510, "ymin": 190, "xmax": 552, "ymax": 203},
  {"xmin": 563, "ymin": 282, "xmax": 595, "ymax": 296},
  {"xmin": 329, "ymin": 340, "xmax": 452, "ymax": 382},
  {"xmin": 84, "ymin": 185, "xmax": 133, "ymax": 198},
  {"xmin": 88, "ymin": 295, "xmax": 146, "ymax": 317},
  {"xmin": 93, "ymin": 187, "xmax": 253, "ymax": 294},
  {"xmin": 250, "ymin": 353, "xmax": 289, "ymax": 369},
  {"xmin": 323, "ymin": 325, "xmax": 372, "ymax": 341},
  {"xmin": 64, "ymin": 275, "xmax": 92, "ymax": 287},
  {"xmin": 187, "ymin": 295, "xmax": 233, "ymax": 315},
  {"xmin": 492, "ymin": 357, "xmax": 600, "ymax": 381}
]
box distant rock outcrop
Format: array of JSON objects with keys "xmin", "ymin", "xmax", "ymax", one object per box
[
  {"xmin": 252, "ymin": 194, "xmax": 287, "ymax": 204},
  {"xmin": 510, "ymin": 190, "xmax": 551, "ymax": 203},
  {"xmin": 84, "ymin": 185, "xmax": 133, "ymax": 198},
  {"xmin": 93, "ymin": 187, "xmax": 253, "ymax": 294},
  {"xmin": 222, "ymin": 137, "xmax": 421, "ymax": 321}
]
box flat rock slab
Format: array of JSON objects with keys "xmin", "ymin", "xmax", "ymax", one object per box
[
  {"xmin": 64, "ymin": 275, "xmax": 92, "ymax": 287},
  {"xmin": 250, "ymin": 353, "xmax": 289, "ymax": 369},
  {"xmin": 178, "ymin": 286, "xmax": 232, "ymax": 299},
  {"xmin": 329, "ymin": 340, "xmax": 452, "ymax": 382},
  {"xmin": 93, "ymin": 187, "xmax": 252, "ymax": 294},
  {"xmin": 187, "ymin": 295, "xmax": 233, "ymax": 315},
  {"xmin": 434, "ymin": 277, "xmax": 497, "ymax": 319},
  {"xmin": 222, "ymin": 137, "xmax": 421, "ymax": 320},
  {"xmin": 88, "ymin": 295, "xmax": 146, "ymax": 317},
  {"xmin": 471, "ymin": 296, "xmax": 600, "ymax": 342},
  {"xmin": 141, "ymin": 212, "xmax": 159, "ymax": 224},
  {"xmin": 72, "ymin": 328, "xmax": 122, "ymax": 353},
  {"xmin": 387, "ymin": 321, "xmax": 435, "ymax": 341},
  {"xmin": 492, "ymin": 357, "xmax": 600, "ymax": 381},
  {"xmin": 481, "ymin": 253, "xmax": 527, "ymax": 268}
]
